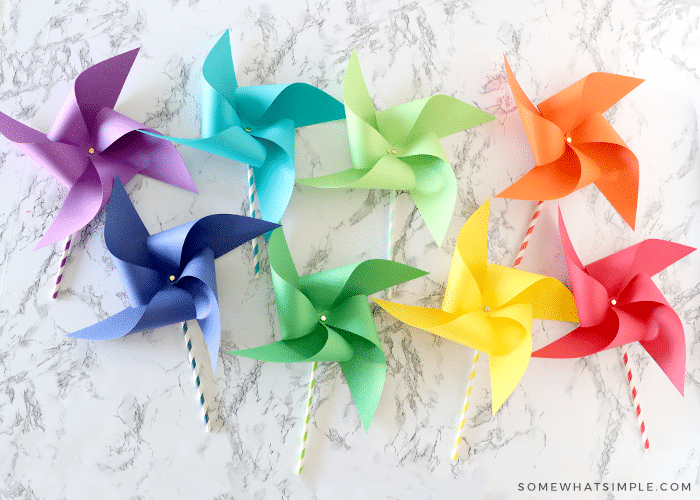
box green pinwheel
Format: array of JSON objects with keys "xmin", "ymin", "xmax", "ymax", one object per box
[
  {"xmin": 297, "ymin": 49, "xmax": 495, "ymax": 246},
  {"xmin": 231, "ymin": 228, "xmax": 428, "ymax": 430}
]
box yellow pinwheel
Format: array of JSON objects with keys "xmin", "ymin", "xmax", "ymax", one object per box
[{"xmin": 373, "ymin": 199, "xmax": 579, "ymax": 412}]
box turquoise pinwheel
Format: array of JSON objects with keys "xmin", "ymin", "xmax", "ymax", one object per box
[
  {"xmin": 144, "ymin": 31, "xmax": 345, "ymax": 226},
  {"xmin": 231, "ymin": 228, "xmax": 428, "ymax": 430}
]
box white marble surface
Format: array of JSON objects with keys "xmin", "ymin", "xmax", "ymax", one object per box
[{"xmin": 0, "ymin": 0, "xmax": 698, "ymax": 498}]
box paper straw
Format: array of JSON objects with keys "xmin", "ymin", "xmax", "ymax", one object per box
[
  {"xmin": 297, "ymin": 361, "xmax": 319, "ymax": 474},
  {"xmin": 182, "ymin": 321, "xmax": 212, "ymax": 432},
  {"xmin": 513, "ymin": 200, "xmax": 544, "ymax": 268},
  {"xmin": 451, "ymin": 351, "xmax": 480, "ymax": 460},
  {"xmin": 50, "ymin": 234, "xmax": 73, "ymax": 299},
  {"xmin": 248, "ymin": 165, "xmax": 261, "ymax": 279},
  {"xmin": 386, "ymin": 190, "xmax": 396, "ymax": 299},
  {"xmin": 452, "ymin": 201, "xmax": 543, "ymax": 459},
  {"xmin": 622, "ymin": 347, "xmax": 650, "ymax": 449}
]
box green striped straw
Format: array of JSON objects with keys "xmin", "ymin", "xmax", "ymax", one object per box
[{"xmin": 297, "ymin": 361, "xmax": 319, "ymax": 474}]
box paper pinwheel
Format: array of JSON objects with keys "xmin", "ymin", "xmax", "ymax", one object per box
[
  {"xmin": 0, "ymin": 49, "xmax": 196, "ymax": 249},
  {"xmin": 533, "ymin": 209, "xmax": 695, "ymax": 394},
  {"xmin": 374, "ymin": 199, "xmax": 579, "ymax": 412},
  {"xmin": 143, "ymin": 31, "xmax": 345, "ymax": 227},
  {"xmin": 70, "ymin": 177, "xmax": 279, "ymax": 372},
  {"xmin": 297, "ymin": 49, "xmax": 495, "ymax": 246},
  {"xmin": 231, "ymin": 227, "xmax": 428, "ymax": 430},
  {"xmin": 497, "ymin": 57, "xmax": 643, "ymax": 229}
]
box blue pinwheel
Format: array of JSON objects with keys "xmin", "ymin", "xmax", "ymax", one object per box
[{"xmin": 70, "ymin": 177, "xmax": 279, "ymax": 371}]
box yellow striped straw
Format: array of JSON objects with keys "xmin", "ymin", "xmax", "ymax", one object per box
[{"xmin": 452, "ymin": 351, "xmax": 480, "ymax": 460}]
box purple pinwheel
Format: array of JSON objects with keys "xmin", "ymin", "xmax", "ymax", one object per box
[
  {"xmin": 70, "ymin": 177, "xmax": 279, "ymax": 371},
  {"xmin": 0, "ymin": 49, "xmax": 197, "ymax": 249}
]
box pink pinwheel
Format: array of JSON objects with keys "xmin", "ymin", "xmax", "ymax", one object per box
[
  {"xmin": 533, "ymin": 209, "xmax": 695, "ymax": 394},
  {"xmin": 0, "ymin": 49, "xmax": 196, "ymax": 249}
]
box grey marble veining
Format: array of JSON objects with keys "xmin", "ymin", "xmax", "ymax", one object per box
[{"xmin": 0, "ymin": 0, "xmax": 698, "ymax": 499}]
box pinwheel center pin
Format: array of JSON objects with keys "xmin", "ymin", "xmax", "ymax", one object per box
[
  {"xmin": 88, "ymin": 147, "xmax": 95, "ymax": 154},
  {"xmin": 169, "ymin": 275, "xmax": 176, "ymax": 282},
  {"xmin": 565, "ymin": 136, "xmax": 572, "ymax": 143},
  {"xmin": 244, "ymin": 127, "xmax": 252, "ymax": 133},
  {"xmin": 483, "ymin": 305, "xmax": 491, "ymax": 313},
  {"xmin": 611, "ymin": 299, "xmax": 617, "ymax": 305},
  {"xmin": 320, "ymin": 315, "xmax": 327, "ymax": 322}
]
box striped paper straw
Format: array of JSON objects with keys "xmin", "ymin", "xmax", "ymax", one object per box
[
  {"xmin": 248, "ymin": 165, "xmax": 261, "ymax": 278},
  {"xmin": 50, "ymin": 234, "xmax": 73, "ymax": 299},
  {"xmin": 451, "ymin": 351, "xmax": 480, "ymax": 460},
  {"xmin": 297, "ymin": 361, "xmax": 319, "ymax": 474},
  {"xmin": 513, "ymin": 200, "xmax": 544, "ymax": 268},
  {"xmin": 622, "ymin": 347, "xmax": 650, "ymax": 449},
  {"xmin": 386, "ymin": 190, "xmax": 396, "ymax": 299},
  {"xmin": 182, "ymin": 322, "xmax": 212, "ymax": 432},
  {"xmin": 452, "ymin": 201, "xmax": 542, "ymax": 459}
]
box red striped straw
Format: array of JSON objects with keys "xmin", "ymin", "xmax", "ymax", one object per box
[
  {"xmin": 622, "ymin": 347, "xmax": 650, "ymax": 449},
  {"xmin": 513, "ymin": 200, "xmax": 544, "ymax": 268},
  {"xmin": 50, "ymin": 235, "xmax": 73, "ymax": 299}
]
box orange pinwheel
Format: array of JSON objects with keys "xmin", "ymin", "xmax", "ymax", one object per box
[{"xmin": 497, "ymin": 57, "xmax": 643, "ymax": 229}]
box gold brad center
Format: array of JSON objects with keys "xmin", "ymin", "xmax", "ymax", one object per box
[
  {"xmin": 566, "ymin": 137, "xmax": 572, "ymax": 143},
  {"xmin": 483, "ymin": 306, "xmax": 491, "ymax": 313},
  {"xmin": 320, "ymin": 315, "xmax": 327, "ymax": 322},
  {"xmin": 245, "ymin": 127, "xmax": 252, "ymax": 133},
  {"xmin": 169, "ymin": 275, "xmax": 176, "ymax": 282},
  {"xmin": 391, "ymin": 148, "xmax": 398, "ymax": 154},
  {"xmin": 88, "ymin": 147, "xmax": 95, "ymax": 154},
  {"xmin": 611, "ymin": 299, "xmax": 617, "ymax": 306}
]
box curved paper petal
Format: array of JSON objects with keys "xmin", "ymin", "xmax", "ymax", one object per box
[
  {"xmin": 343, "ymin": 49, "xmax": 379, "ymax": 130},
  {"xmin": 372, "ymin": 299, "xmax": 497, "ymax": 354},
  {"xmin": 496, "ymin": 146, "xmax": 583, "ymax": 200},
  {"xmin": 638, "ymin": 304, "xmax": 686, "ymax": 395},
  {"xmin": 338, "ymin": 333, "xmax": 386, "ymax": 431},
  {"xmin": 233, "ymin": 323, "xmax": 354, "ymax": 363},
  {"xmin": 202, "ymin": 30, "xmax": 239, "ymax": 108},
  {"xmin": 373, "ymin": 94, "xmax": 495, "ymax": 146},
  {"xmin": 296, "ymin": 154, "xmax": 417, "ymax": 190},
  {"xmin": 252, "ymin": 120, "xmax": 295, "ymax": 224},
  {"xmin": 103, "ymin": 177, "xmax": 167, "ymax": 305},
  {"xmin": 443, "ymin": 198, "xmax": 490, "ymax": 314},
  {"xmin": 299, "ymin": 259, "xmax": 428, "ymax": 311},
  {"xmin": 537, "ymin": 72, "xmax": 644, "ymax": 133},
  {"xmin": 236, "ymin": 82, "xmax": 345, "ymax": 128},
  {"xmin": 69, "ymin": 287, "xmax": 197, "ymax": 340},
  {"xmin": 142, "ymin": 125, "xmax": 267, "ymax": 166},
  {"xmin": 45, "ymin": 92, "xmax": 91, "ymax": 147},
  {"xmin": 488, "ymin": 318, "xmax": 532, "ymax": 413},
  {"xmin": 503, "ymin": 57, "xmax": 567, "ymax": 165},
  {"xmin": 408, "ymin": 156, "xmax": 457, "ymax": 246},
  {"xmin": 74, "ymin": 49, "xmax": 140, "ymax": 134},
  {"xmin": 586, "ymin": 239, "xmax": 696, "ymax": 295},
  {"xmin": 143, "ymin": 214, "xmax": 277, "ymax": 275},
  {"xmin": 325, "ymin": 294, "xmax": 379, "ymax": 346},
  {"xmin": 35, "ymin": 161, "xmax": 108, "ymax": 249},
  {"xmin": 267, "ymin": 228, "xmax": 322, "ymax": 340},
  {"xmin": 482, "ymin": 265, "xmax": 578, "ymax": 322}
]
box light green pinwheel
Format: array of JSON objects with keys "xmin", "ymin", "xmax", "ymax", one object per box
[
  {"xmin": 231, "ymin": 228, "xmax": 428, "ymax": 430},
  {"xmin": 297, "ymin": 49, "xmax": 495, "ymax": 246}
]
